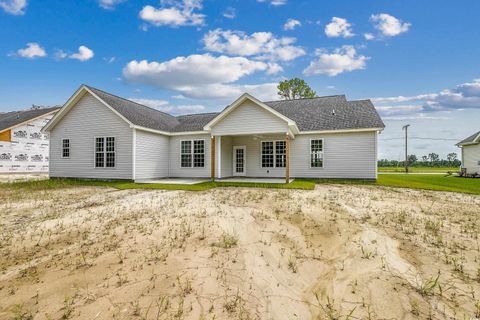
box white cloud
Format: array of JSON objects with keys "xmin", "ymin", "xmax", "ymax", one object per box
[
  {"xmin": 54, "ymin": 50, "xmax": 68, "ymax": 60},
  {"xmin": 372, "ymin": 79, "xmax": 480, "ymax": 117},
  {"xmin": 16, "ymin": 42, "xmax": 46, "ymax": 59},
  {"xmin": 176, "ymin": 104, "xmax": 206, "ymax": 114},
  {"xmin": 172, "ymin": 83, "xmax": 279, "ymax": 101},
  {"xmin": 257, "ymin": 0, "xmax": 287, "ymax": 6},
  {"xmin": 203, "ymin": 29, "xmax": 305, "ymax": 62},
  {"xmin": 324, "ymin": 17, "xmax": 354, "ymax": 38},
  {"xmin": 129, "ymin": 98, "xmax": 169, "ymax": 110},
  {"xmin": 222, "ymin": 7, "xmax": 235, "ymax": 19},
  {"xmin": 370, "ymin": 13, "xmax": 411, "ymax": 37},
  {"xmin": 139, "ymin": 0, "xmax": 205, "ymax": 27},
  {"xmin": 283, "ymin": 18, "xmax": 301, "ymax": 31},
  {"xmin": 364, "ymin": 33, "xmax": 374, "ymax": 41},
  {"xmin": 0, "ymin": 0, "xmax": 26, "ymax": 15},
  {"xmin": 103, "ymin": 56, "xmax": 116, "ymax": 63},
  {"xmin": 98, "ymin": 0, "xmax": 125, "ymax": 10},
  {"xmin": 303, "ymin": 45, "xmax": 368, "ymax": 76},
  {"xmin": 123, "ymin": 54, "xmax": 281, "ymax": 99},
  {"xmin": 69, "ymin": 46, "xmax": 94, "ymax": 61}
]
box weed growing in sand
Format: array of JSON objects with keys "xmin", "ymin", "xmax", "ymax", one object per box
[
  {"xmin": 315, "ymin": 294, "xmax": 356, "ymax": 320},
  {"xmin": 216, "ymin": 232, "xmax": 238, "ymax": 249},
  {"xmin": 62, "ymin": 295, "xmax": 75, "ymax": 319},
  {"xmin": 176, "ymin": 275, "xmax": 193, "ymax": 296},
  {"xmin": 417, "ymin": 273, "xmax": 440, "ymax": 296},
  {"xmin": 288, "ymin": 256, "xmax": 298, "ymax": 273},
  {"xmin": 12, "ymin": 304, "xmax": 33, "ymax": 320}
]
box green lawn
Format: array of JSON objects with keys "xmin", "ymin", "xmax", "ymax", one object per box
[
  {"xmin": 1, "ymin": 174, "xmax": 479, "ymax": 195},
  {"xmin": 313, "ymin": 174, "xmax": 480, "ymax": 195},
  {"xmin": 0, "ymin": 178, "xmax": 315, "ymax": 192},
  {"xmin": 378, "ymin": 166, "xmax": 459, "ymax": 173}
]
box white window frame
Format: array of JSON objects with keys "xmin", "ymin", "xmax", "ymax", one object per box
[
  {"xmin": 94, "ymin": 136, "xmax": 116, "ymax": 168},
  {"xmin": 261, "ymin": 140, "xmax": 286, "ymax": 168},
  {"xmin": 61, "ymin": 138, "xmax": 70, "ymax": 159},
  {"xmin": 310, "ymin": 138, "xmax": 324, "ymax": 168},
  {"xmin": 180, "ymin": 139, "xmax": 205, "ymax": 168}
]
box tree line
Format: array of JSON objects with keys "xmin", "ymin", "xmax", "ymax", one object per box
[{"xmin": 378, "ymin": 153, "xmax": 461, "ymax": 167}]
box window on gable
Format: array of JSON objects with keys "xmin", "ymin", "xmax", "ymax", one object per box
[
  {"xmin": 310, "ymin": 139, "xmax": 323, "ymax": 168},
  {"xmin": 181, "ymin": 140, "xmax": 205, "ymax": 168},
  {"xmin": 62, "ymin": 139, "xmax": 70, "ymax": 158},
  {"xmin": 95, "ymin": 137, "xmax": 115, "ymax": 168}
]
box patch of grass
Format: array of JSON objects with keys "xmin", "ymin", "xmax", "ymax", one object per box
[
  {"xmin": 313, "ymin": 174, "xmax": 480, "ymax": 195},
  {"xmin": 2, "ymin": 174, "xmax": 478, "ymax": 195},
  {"xmin": 0, "ymin": 178, "xmax": 315, "ymax": 192},
  {"xmin": 377, "ymin": 174, "xmax": 480, "ymax": 195},
  {"xmin": 379, "ymin": 166, "xmax": 458, "ymax": 173}
]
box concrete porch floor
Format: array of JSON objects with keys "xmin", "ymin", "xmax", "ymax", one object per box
[
  {"xmin": 135, "ymin": 177, "xmax": 294, "ymax": 185},
  {"xmin": 218, "ymin": 177, "xmax": 294, "ymax": 184},
  {"xmin": 135, "ymin": 178, "xmax": 210, "ymax": 185}
]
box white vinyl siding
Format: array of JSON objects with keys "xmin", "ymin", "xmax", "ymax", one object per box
[
  {"xmin": 215, "ymin": 132, "xmax": 377, "ymax": 179},
  {"xmin": 134, "ymin": 130, "xmax": 169, "ymax": 180},
  {"xmin": 462, "ymin": 144, "xmax": 480, "ymax": 174},
  {"xmin": 169, "ymin": 134, "xmax": 211, "ymax": 178},
  {"xmin": 211, "ymin": 101, "xmax": 288, "ymax": 136},
  {"xmin": 49, "ymin": 93, "xmax": 133, "ymax": 179},
  {"xmin": 290, "ymin": 132, "xmax": 377, "ymax": 179}
]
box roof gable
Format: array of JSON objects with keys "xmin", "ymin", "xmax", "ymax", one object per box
[
  {"xmin": 203, "ymin": 93, "xmax": 296, "ymax": 131},
  {"xmin": 44, "ymin": 85, "xmax": 180, "ymax": 133},
  {"xmin": 0, "ymin": 107, "xmax": 59, "ymax": 133},
  {"xmin": 457, "ymin": 131, "xmax": 480, "ymax": 146}
]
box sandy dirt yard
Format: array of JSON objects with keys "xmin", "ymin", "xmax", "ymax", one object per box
[{"xmin": 0, "ymin": 185, "xmax": 480, "ymax": 320}]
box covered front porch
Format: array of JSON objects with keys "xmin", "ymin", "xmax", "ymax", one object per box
[{"xmin": 210, "ymin": 133, "xmax": 292, "ymax": 183}]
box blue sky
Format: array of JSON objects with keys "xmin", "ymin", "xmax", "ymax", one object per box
[{"xmin": 1, "ymin": 0, "xmax": 480, "ymax": 160}]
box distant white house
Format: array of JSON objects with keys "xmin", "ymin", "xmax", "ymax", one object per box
[
  {"xmin": 457, "ymin": 131, "xmax": 480, "ymax": 175},
  {"xmin": 0, "ymin": 107, "xmax": 59, "ymax": 173},
  {"xmin": 43, "ymin": 85, "xmax": 385, "ymax": 181}
]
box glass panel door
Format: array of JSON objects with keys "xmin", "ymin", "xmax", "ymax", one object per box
[{"xmin": 233, "ymin": 146, "xmax": 246, "ymax": 176}]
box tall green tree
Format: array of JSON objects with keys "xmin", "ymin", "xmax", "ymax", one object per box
[{"xmin": 277, "ymin": 78, "xmax": 316, "ymax": 100}]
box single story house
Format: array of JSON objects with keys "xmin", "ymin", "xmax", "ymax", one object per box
[
  {"xmin": 43, "ymin": 85, "xmax": 385, "ymax": 182},
  {"xmin": 0, "ymin": 106, "xmax": 59, "ymax": 173},
  {"xmin": 456, "ymin": 131, "xmax": 480, "ymax": 174}
]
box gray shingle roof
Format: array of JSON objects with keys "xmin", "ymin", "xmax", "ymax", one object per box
[
  {"xmin": 172, "ymin": 113, "xmax": 219, "ymax": 132},
  {"xmin": 84, "ymin": 85, "xmax": 384, "ymax": 133},
  {"xmin": 265, "ymin": 96, "xmax": 384, "ymax": 131},
  {"xmin": 0, "ymin": 106, "xmax": 60, "ymax": 132},
  {"xmin": 86, "ymin": 86, "xmax": 180, "ymax": 132},
  {"xmin": 457, "ymin": 131, "xmax": 480, "ymax": 145}
]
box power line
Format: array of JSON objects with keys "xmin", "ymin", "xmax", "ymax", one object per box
[{"xmin": 379, "ymin": 137, "xmax": 460, "ymax": 141}]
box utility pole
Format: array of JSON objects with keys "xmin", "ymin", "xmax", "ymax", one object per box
[{"xmin": 403, "ymin": 124, "xmax": 410, "ymax": 173}]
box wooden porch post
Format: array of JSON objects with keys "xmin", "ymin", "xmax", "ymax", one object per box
[
  {"xmin": 285, "ymin": 133, "xmax": 290, "ymax": 184},
  {"xmin": 211, "ymin": 136, "xmax": 215, "ymax": 181}
]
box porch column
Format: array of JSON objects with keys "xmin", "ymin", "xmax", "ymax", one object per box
[
  {"xmin": 211, "ymin": 136, "xmax": 216, "ymax": 181},
  {"xmin": 285, "ymin": 133, "xmax": 290, "ymax": 184}
]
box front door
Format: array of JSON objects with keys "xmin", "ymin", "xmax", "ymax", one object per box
[{"xmin": 233, "ymin": 146, "xmax": 246, "ymax": 176}]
